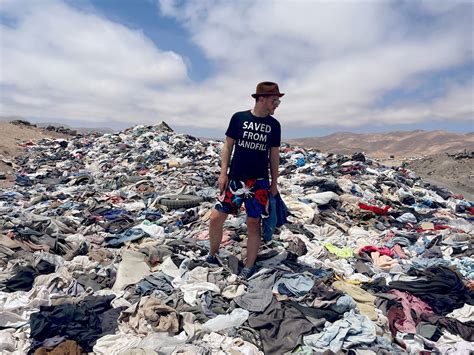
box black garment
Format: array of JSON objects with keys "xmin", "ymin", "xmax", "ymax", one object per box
[
  {"xmin": 247, "ymin": 298, "xmax": 315, "ymax": 354},
  {"xmin": 291, "ymin": 301, "xmax": 341, "ymax": 324},
  {"xmin": 3, "ymin": 260, "xmax": 56, "ymax": 292},
  {"xmin": 420, "ymin": 313, "xmax": 474, "ymax": 342},
  {"xmin": 3, "ymin": 265, "xmax": 37, "ymax": 292},
  {"xmin": 361, "ymin": 277, "xmax": 391, "ymax": 294},
  {"xmin": 29, "ymin": 295, "xmax": 123, "ymax": 353},
  {"xmin": 76, "ymin": 271, "xmax": 115, "ymax": 291},
  {"xmin": 226, "ymin": 110, "xmax": 281, "ymax": 180},
  {"xmin": 388, "ymin": 266, "xmax": 473, "ymax": 315}
]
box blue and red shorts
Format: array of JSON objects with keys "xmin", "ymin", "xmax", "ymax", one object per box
[{"xmin": 215, "ymin": 178, "xmax": 270, "ymax": 218}]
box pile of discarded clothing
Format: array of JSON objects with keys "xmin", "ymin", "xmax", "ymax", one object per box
[{"xmin": 0, "ymin": 122, "xmax": 472, "ymax": 354}]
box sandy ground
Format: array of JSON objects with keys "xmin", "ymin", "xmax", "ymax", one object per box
[
  {"xmin": 405, "ymin": 153, "xmax": 474, "ymax": 200},
  {"xmin": 379, "ymin": 154, "xmax": 473, "ymax": 200},
  {"xmin": 0, "ymin": 123, "xmax": 68, "ymax": 188}
]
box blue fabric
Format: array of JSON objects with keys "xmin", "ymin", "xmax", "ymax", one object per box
[
  {"xmin": 303, "ymin": 310, "xmax": 376, "ymax": 352},
  {"xmin": 385, "ymin": 236, "xmax": 413, "ymax": 248},
  {"xmin": 273, "ymin": 273, "xmax": 314, "ymax": 298},
  {"xmin": 104, "ymin": 228, "xmax": 148, "ymax": 247},
  {"xmin": 262, "ymin": 193, "xmax": 288, "ymax": 241},
  {"xmin": 101, "ymin": 209, "xmax": 130, "ymax": 221},
  {"xmin": 15, "ymin": 175, "xmax": 33, "ymax": 186},
  {"xmin": 329, "ymin": 295, "xmax": 357, "ymax": 313}
]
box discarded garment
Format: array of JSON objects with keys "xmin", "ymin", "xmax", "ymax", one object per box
[{"xmin": 303, "ymin": 310, "xmax": 376, "ymax": 353}]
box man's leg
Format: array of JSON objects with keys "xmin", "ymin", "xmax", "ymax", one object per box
[
  {"xmin": 209, "ymin": 208, "xmax": 228, "ymax": 256},
  {"xmin": 245, "ymin": 216, "xmax": 261, "ymax": 267}
]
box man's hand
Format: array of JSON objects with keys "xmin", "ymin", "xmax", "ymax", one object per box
[
  {"xmin": 270, "ymin": 183, "xmax": 278, "ymax": 196},
  {"xmin": 218, "ymin": 173, "xmax": 228, "ymax": 194}
]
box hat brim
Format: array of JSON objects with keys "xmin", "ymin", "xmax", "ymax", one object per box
[{"xmin": 251, "ymin": 93, "xmax": 285, "ymax": 98}]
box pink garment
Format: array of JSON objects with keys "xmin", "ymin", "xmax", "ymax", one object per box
[
  {"xmin": 195, "ymin": 231, "xmax": 209, "ymax": 240},
  {"xmin": 391, "ymin": 244, "xmax": 407, "ymax": 259},
  {"xmin": 359, "ymin": 245, "xmax": 394, "ymax": 257},
  {"xmin": 388, "ymin": 290, "xmax": 434, "ymax": 334},
  {"xmin": 194, "ymin": 230, "xmax": 233, "ymax": 246},
  {"xmin": 220, "ymin": 231, "xmax": 234, "ymax": 246},
  {"xmin": 383, "ymin": 230, "xmax": 396, "ymax": 243},
  {"xmin": 370, "ymin": 251, "xmax": 398, "ymax": 270}
]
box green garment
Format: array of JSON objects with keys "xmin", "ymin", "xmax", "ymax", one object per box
[{"xmin": 324, "ymin": 243, "xmax": 354, "ymax": 258}]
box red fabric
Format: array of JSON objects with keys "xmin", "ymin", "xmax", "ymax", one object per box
[
  {"xmin": 19, "ymin": 140, "xmax": 35, "ymax": 147},
  {"xmin": 359, "ymin": 245, "xmax": 394, "ymax": 257},
  {"xmin": 107, "ymin": 196, "xmax": 123, "ymax": 204},
  {"xmin": 358, "ymin": 202, "xmax": 390, "ymax": 215},
  {"xmin": 416, "ymin": 224, "xmax": 446, "ymax": 232},
  {"xmin": 470, "ymin": 207, "xmax": 474, "ymax": 215},
  {"xmin": 341, "ymin": 166, "xmax": 363, "ymax": 173}
]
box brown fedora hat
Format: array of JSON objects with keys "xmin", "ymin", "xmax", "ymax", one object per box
[{"xmin": 251, "ymin": 81, "xmax": 285, "ymax": 98}]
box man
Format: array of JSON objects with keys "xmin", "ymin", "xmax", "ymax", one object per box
[{"xmin": 206, "ymin": 81, "xmax": 284, "ymax": 279}]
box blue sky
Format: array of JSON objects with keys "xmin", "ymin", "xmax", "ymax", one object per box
[{"xmin": 0, "ymin": 0, "xmax": 472, "ymax": 138}]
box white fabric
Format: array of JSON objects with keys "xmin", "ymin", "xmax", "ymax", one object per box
[
  {"xmin": 93, "ymin": 333, "xmax": 143, "ymax": 355},
  {"xmin": 112, "ymin": 250, "xmax": 150, "ymax": 291},
  {"xmin": 0, "ymin": 286, "xmax": 51, "ymax": 328},
  {"xmin": 132, "ymin": 223, "xmax": 165, "ymax": 239},
  {"xmin": 202, "ymin": 308, "xmax": 250, "ymax": 332},
  {"xmin": 446, "ymin": 304, "xmax": 474, "ymax": 322},
  {"xmin": 284, "ymin": 200, "xmax": 315, "ymax": 223},
  {"xmin": 178, "ymin": 282, "xmax": 220, "ymax": 306},
  {"xmin": 306, "ymin": 191, "xmax": 339, "ymax": 205}
]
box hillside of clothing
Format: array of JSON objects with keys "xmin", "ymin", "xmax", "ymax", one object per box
[{"xmin": 0, "ymin": 123, "xmax": 472, "ymax": 354}]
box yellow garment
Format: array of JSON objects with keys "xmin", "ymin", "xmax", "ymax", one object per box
[
  {"xmin": 334, "ymin": 274, "xmax": 362, "ymax": 285},
  {"xmin": 332, "ymin": 280, "xmax": 377, "ymax": 320}
]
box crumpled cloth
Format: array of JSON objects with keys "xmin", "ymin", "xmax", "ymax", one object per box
[
  {"xmin": 324, "ymin": 243, "xmax": 354, "ymax": 258},
  {"xmin": 303, "ymin": 309, "xmax": 376, "ymax": 352},
  {"xmin": 120, "ymin": 295, "xmax": 179, "ymax": 335},
  {"xmin": 332, "ymin": 281, "xmax": 377, "ymax": 320},
  {"xmin": 387, "ymin": 289, "xmax": 433, "ymax": 334},
  {"xmin": 370, "ymin": 251, "xmax": 399, "ymax": 270}
]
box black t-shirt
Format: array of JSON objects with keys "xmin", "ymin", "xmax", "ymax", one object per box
[{"xmin": 225, "ymin": 110, "xmax": 281, "ymax": 180}]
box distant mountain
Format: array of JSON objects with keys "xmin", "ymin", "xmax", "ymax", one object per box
[
  {"xmin": 0, "ymin": 116, "xmax": 114, "ymax": 134},
  {"xmin": 286, "ymin": 130, "xmax": 474, "ymax": 157},
  {"xmin": 36, "ymin": 122, "xmax": 114, "ymax": 134}
]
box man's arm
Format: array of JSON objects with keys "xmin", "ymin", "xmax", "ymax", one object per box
[
  {"xmin": 218, "ymin": 137, "xmax": 234, "ymax": 193},
  {"xmin": 270, "ymin": 146, "xmax": 279, "ymax": 196}
]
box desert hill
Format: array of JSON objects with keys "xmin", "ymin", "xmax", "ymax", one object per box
[{"xmin": 287, "ymin": 130, "xmax": 474, "ymax": 158}]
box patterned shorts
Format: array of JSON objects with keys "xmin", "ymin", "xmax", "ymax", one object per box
[{"xmin": 215, "ymin": 178, "xmax": 270, "ymax": 218}]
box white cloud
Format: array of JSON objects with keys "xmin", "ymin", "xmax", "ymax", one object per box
[
  {"xmin": 0, "ymin": 0, "xmax": 189, "ymax": 121},
  {"xmin": 157, "ymin": 0, "xmax": 473, "ymax": 130},
  {"xmin": 0, "ymin": 0, "xmax": 472, "ymax": 135}
]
